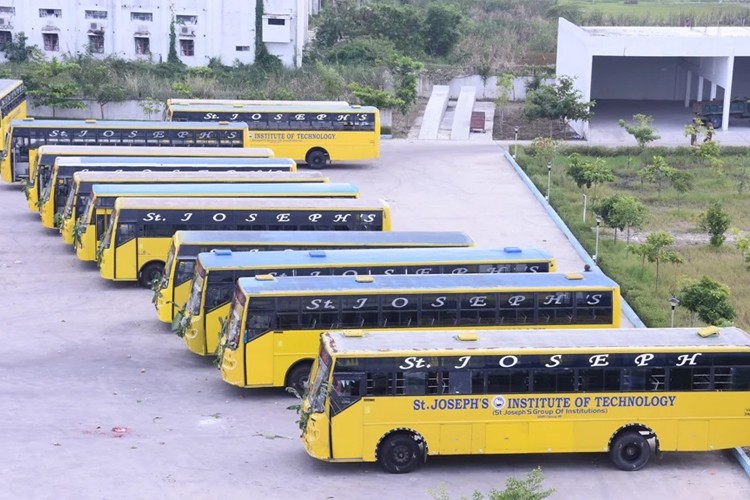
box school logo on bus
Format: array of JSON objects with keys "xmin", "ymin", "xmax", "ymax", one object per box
[{"xmin": 492, "ymin": 396, "xmax": 506, "ymax": 411}]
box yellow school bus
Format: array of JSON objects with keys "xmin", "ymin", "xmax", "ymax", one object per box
[
  {"xmin": 98, "ymin": 197, "xmax": 391, "ymax": 287},
  {"xmin": 18, "ymin": 120, "xmax": 259, "ymax": 211},
  {"xmin": 301, "ymin": 327, "xmax": 750, "ymax": 473},
  {"xmin": 218, "ymin": 272, "xmax": 621, "ymax": 393},
  {"xmin": 60, "ymin": 169, "xmax": 323, "ymax": 243},
  {"xmin": 0, "ymin": 79, "xmax": 27, "ymax": 181},
  {"xmin": 167, "ymin": 101, "xmax": 379, "ymax": 167},
  {"xmin": 180, "ymin": 246, "xmax": 556, "ymax": 357},
  {"xmin": 155, "ymin": 230, "xmax": 476, "ymax": 325}
]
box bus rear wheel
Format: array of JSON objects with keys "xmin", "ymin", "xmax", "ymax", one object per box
[
  {"xmin": 305, "ymin": 150, "xmax": 328, "ymax": 169},
  {"xmin": 139, "ymin": 262, "xmax": 164, "ymax": 289},
  {"xmin": 378, "ymin": 433, "xmax": 423, "ymax": 474},
  {"xmin": 286, "ymin": 363, "xmax": 312, "ymax": 396},
  {"xmin": 609, "ymin": 431, "xmax": 651, "ymax": 471}
]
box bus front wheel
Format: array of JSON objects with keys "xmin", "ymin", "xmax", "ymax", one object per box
[
  {"xmin": 609, "ymin": 431, "xmax": 651, "ymax": 471},
  {"xmin": 286, "ymin": 363, "xmax": 312, "ymax": 396},
  {"xmin": 139, "ymin": 262, "xmax": 164, "ymax": 289},
  {"xmin": 378, "ymin": 432, "xmax": 424, "ymax": 474},
  {"xmin": 305, "ymin": 150, "xmax": 328, "ymax": 169}
]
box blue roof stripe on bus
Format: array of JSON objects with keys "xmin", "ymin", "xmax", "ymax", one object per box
[
  {"xmin": 176, "ymin": 230, "xmax": 472, "ymax": 246},
  {"xmin": 10, "ymin": 120, "xmax": 248, "ymax": 129},
  {"xmin": 197, "ymin": 247, "xmax": 553, "ymax": 269},
  {"xmin": 58, "ymin": 157, "xmax": 292, "ymax": 166},
  {"xmin": 90, "ymin": 182, "xmax": 358, "ymax": 196},
  {"xmin": 237, "ymin": 272, "xmax": 619, "ymax": 294}
]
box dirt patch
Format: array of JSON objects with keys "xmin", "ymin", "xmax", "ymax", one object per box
[
  {"xmin": 390, "ymin": 99, "xmax": 428, "ymax": 138},
  {"xmin": 493, "ymin": 102, "xmax": 582, "ymax": 141}
]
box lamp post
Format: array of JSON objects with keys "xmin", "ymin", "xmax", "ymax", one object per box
[
  {"xmin": 546, "ymin": 161, "xmax": 552, "ymax": 201},
  {"xmin": 582, "ymin": 193, "xmax": 587, "ymax": 223},
  {"xmin": 669, "ymin": 295, "xmax": 680, "ymax": 328},
  {"xmin": 513, "ymin": 127, "xmax": 519, "ymax": 158},
  {"xmin": 594, "ymin": 215, "xmax": 602, "ymax": 263}
]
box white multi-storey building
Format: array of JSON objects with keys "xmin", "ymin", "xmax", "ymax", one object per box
[{"xmin": 0, "ymin": 0, "xmax": 310, "ymax": 68}]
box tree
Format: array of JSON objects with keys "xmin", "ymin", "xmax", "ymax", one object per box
[
  {"xmin": 618, "ymin": 114, "xmax": 660, "ymax": 150},
  {"xmin": 167, "ymin": 16, "xmax": 181, "ymax": 65},
  {"xmin": 679, "ymin": 276, "xmax": 736, "ymax": 326},
  {"xmin": 422, "ymin": 4, "xmax": 463, "ymax": 57},
  {"xmin": 315, "ymin": 62, "xmax": 345, "ymax": 100},
  {"xmin": 3, "ymin": 32, "xmax": 40, "ymax": 63},
  {"xmin": 71, "ymin": 58, "xmax": 128, "ymax": 119},
  {"xmin": 23, "ymin": 58, "xmax": 86, "ymax": 117},
  {"xmin": 524, "ymin": 75, "xmax": 595, "ymax": 137},
  {"xmin": 138, "ymin": 97, "xmax": 164, "ymax": 120},
  {"xmin": 609, "ymin": 195, "xmax": 648, "ymax": 244},
  {"xmin": 642, "ymin": 231, "xmax": 683, "ymax": 288},
  {"xmin": 699, "ymin": 202, "xmax": 731, "ymax": 247},
  {"xmin": 731, "ymin": 228, "xmax": 750, "ymax": 270},
  {"xmin": 347, "ymin": 82, "xmax": 402, "ymax": 109},
  {"xmin": 566, "ymin": 153, "xmax": 614, "ymax": 198},
  {"xmin": 670, "ymin": 169, "xmax": 694, "ymax": 209},
  {"xmin": 638, "ymin": 155, "xmax": 677, "ymax": 198},
  {"xmin": 495, "ymin": 73, "xmax": 515, "ymax": 133},
  {"xmin": 388, "ymin": 54, "xmax": 423, "ymax": 118}
]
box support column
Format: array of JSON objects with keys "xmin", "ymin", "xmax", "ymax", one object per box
[
  {"xmin": 697, "ymin": 76, "xmax": 704, "ymax": 102},
  {"xmin": 684, "ymin": 70, "xmax": 692, "ymax": 107},
  {"xmin": 710, "ymin": 82, "xmax": 717, "ymax": 100},
  {"xmin": 721, "ymin": 56, "xmax": 735, "ymax": 132}
]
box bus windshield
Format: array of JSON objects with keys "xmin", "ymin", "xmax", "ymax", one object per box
[
  {"xmin": 161, "ymin": 243, "xmax": 177, "ymax": 290},
  {"xmin": 100, "ymin": 216, "xmax": 115, "ymax": 250},
  {"xmin": 79, "ymin": 196, "xmax": 95, "ymax": 227},
  {"xmin": 305, "ymin": 346, "xmax": 332, "ymax": 412},
  {"xmin": 224, "ymin": 297, "xmax": 245, "ymax": 350},
  {"xmin": 186, "ymin": 265, "xmax": 206, "ymax": 315},
  {"xmin": 63, "ymin": 189, "xmax": 76, "ymax": 218}
]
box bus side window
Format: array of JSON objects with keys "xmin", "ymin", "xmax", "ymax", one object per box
[
  {"xmin": 367, "ymin": 372, "xmax": 390, "ymax": 396},
  {"xmin": 330, "ymin": 372, "xmax": 365, "ymax": 417},
  {"xmin": 397, "ymin": 371, "xmax": 427, "ymax": 395},
  {"xmin": 730, "ymin": 367, "xmax": 750, "ymax": 390},
  {"xmin": 448, "ymin": 370, "xmax": 472, "ymax": 394},
  {"xmin": 116, "ymin": 223, "xmax": 135, "ymax": 246}
]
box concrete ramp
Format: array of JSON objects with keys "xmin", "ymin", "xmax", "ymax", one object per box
[
  {"xmin": 450, "ymin": 86, "xmax": 476, "ymax": 140},
  {"xmin": 418, "ymin": 85, "xmax": 449, "ymax": 140}
]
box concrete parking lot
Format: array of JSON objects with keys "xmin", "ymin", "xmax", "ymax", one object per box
[{"xmin": 1, "ymin": 140, "xmax": 747, "ymax": 499}]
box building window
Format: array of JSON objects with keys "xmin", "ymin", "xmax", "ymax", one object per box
[
  {"xmin": 88, "ymin": 34, "xmax": 104, "ymax": 54},
  {"xmin": 0, "ymin": 7, "xmax": 15, "ymax": 15},
  {"xmin": 176, "ymin": 15, "xmax": 197, "ymax": 25},
  {"xmin": 39, "ymin": 9, "xmax": 62, "ymax": 18},
  {"xmin": 43, "ymin": 33, "xmax": 59, "ymax": 51},
  {"xmin": 134, "ymin": 37, "xmax": 150, "ymax": 55},
  {"xmin": 0, "ymin": 30, "xmax": 11, "ymax": 50},
  {"xmin": 131, "ymin": 12, "xmax": 153, "ymax": 22},
  {"xmin": 268, "ymin": 18, "xmax": 285, "ymax": 26},
  {"xmin": 179, "ymin": 39, "xmax": 194, "ymax": 56},
  {"xmin": 236, "ymin": 46, "xmax": 251, "ymax": 52},
  {"xmin": 85, "ymin": 10, "xmax": 107, "ymax": 20}
]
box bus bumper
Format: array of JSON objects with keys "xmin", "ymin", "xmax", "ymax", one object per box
[
  {"xmin": 303, "ymin": 413, "xmax": 331, "ymax": 461},
  {"xmin": 184, "ymin": 315, "xmax": 208, "ymax": 356},
  {"xmin": 220, "ymin": 347, "xmax": 245, "ymax": 387},
  {"xmin": 76, "ymin": 230, "xmax": 97, "ymax": 261}
]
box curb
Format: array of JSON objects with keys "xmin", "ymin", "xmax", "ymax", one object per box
[
  {"xmin": 503, "ymin": 150, "xmax": 647, "ymax": 329},
  {"xmin": 503, "ymin": 148, "xmax": 750, "ymax": 480}
]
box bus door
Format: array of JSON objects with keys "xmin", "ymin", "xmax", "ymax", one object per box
[
  {"xmin": 330, "ymin": 371, "xmax": 366, "ymax": 459},
  {"xmin": 95, "ymin": 210, "xmax": 112, "ymax": 244},
  {"xmin": 12, "ymin": 135, "xmax": 29, "ymax": 179},
  {"xmin": 114, "ymin": 222, "xmax": 137, "ymax": 280}
]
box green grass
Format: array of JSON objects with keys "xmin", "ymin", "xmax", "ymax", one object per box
[{"xmin": 518, "ymin": 146, "xmax": 750, "ymax": 329}]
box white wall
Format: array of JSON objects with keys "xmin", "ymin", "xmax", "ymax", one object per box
[
  {"xmin": 591, "ymin": 57, "xmax": 688, "ymax": 101},
  {"xmin": 556, "ymin": 18, "xmax": 592, "ymax": 138},
  {"xmin": 0, "ymin": 0, "xmax": 308, "ymax": 68}
]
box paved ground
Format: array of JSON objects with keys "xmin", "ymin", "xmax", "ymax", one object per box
[{"xmin": 1, "ymin": 141, "xmax": 747, "ymax": 499}]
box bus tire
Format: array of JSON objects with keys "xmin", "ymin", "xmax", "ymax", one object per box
[
  {"xmin": 139, "ymin": 262, "xmax": 164, "ymax": 289},
  {"xmin": 609, "ymin": 431, "xmax": 651, "ymax": 471},
  {"xmin": 709, "ymin": 115, "xmax": 722, "ymax": 128},
  {"xmin": 378, "ymin": 432, "xmax": 423, "ymax": 474},
  {"xmin": 305, "ymin": 150, "xmax": 328, "ymax": 169},
  {"xmin": 286, "ymin": 363, "xmax": 312, "ymax": 396}
]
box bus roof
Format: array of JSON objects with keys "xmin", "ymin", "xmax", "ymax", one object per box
[
  {"xmin": 57, "ymin": 156, "xmax": 292, "ymax": 167},
  {"xmin": 115, "ymin": 197, "xmax": 387, "ymax": 210},
  {"xmin": 168, "ymin": 99, "xmax": 350, "ymax": 106},
  {"xmin": 173, "ymin": 230, "xmax": 472, "ymax": 247},
  {"xmin": 196, "ymin": 247, "xmax": 553, "ymax": 270},
  {"xmin": 324, "ymin": 327, "xmax": 750, "ymax": 354},
  {"xmin": 73, "ymin": 171, "xmax": 323, "ymax": 183},
  {"xmin": 91, "ymin": 182, "xmax": 358, "ymax": 197},
  {"xmin": 37, "ymin": 145, "xmax": 272, "ymax": 157},
  {"xmin": 10, "ymin": 119, "xmax": 248, "ymax": 129},
  {"xmin": 236, "ymin": 271, "xmax": 618, "ymax": 294},
  {"xmin": 0, "ymin": 79, "xmax": 23, "ymax": 97},
  {"xmin": 169, "ymin": 103, "xmax": 378, "ymax": 113}
]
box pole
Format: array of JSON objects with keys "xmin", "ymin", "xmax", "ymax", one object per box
[
  {"xmin": 594, "ymin": 216, "xmax": 601, "ymax": 263},
  {"xmin": 546, "ymin": 161, "xmax": 551, "ymax": 201},
  {"xmin": 582, "ymin": 193, "xmax": 587, "ymax": 223},
  {"xmin": 671, "ymin": 306, "xmax": 676, "ymax": 328},
  {"xmin": 513, "ymin": 127, "xmax": 518, "ymax": 159}
]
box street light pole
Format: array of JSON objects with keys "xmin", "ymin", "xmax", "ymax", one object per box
[
  {"xmin": 546, "ymin": 161, "xmax": 551, "ymax": 201},
  {"xmin": 513, "ymin": 127, "xmax": 519, "ymax": 158},
  {"xmin": 594, "ymin": 215, "xmax": 602, "ymax": 263},
  {"xmin": 669, "ymin": 295, "xmax": 680, "ymax": 328},
  {"xmin": 582, "ymin": 193, "xmax": 587, "ymax": 223}
]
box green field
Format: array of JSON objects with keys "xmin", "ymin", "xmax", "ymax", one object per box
[
  {"xmin": 560, "ymin": 0, "xmax": 750, "ymax": 23},
  {"xmin": 516, "ymin": 146, "xmax": 750, "ymax": 329}
]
